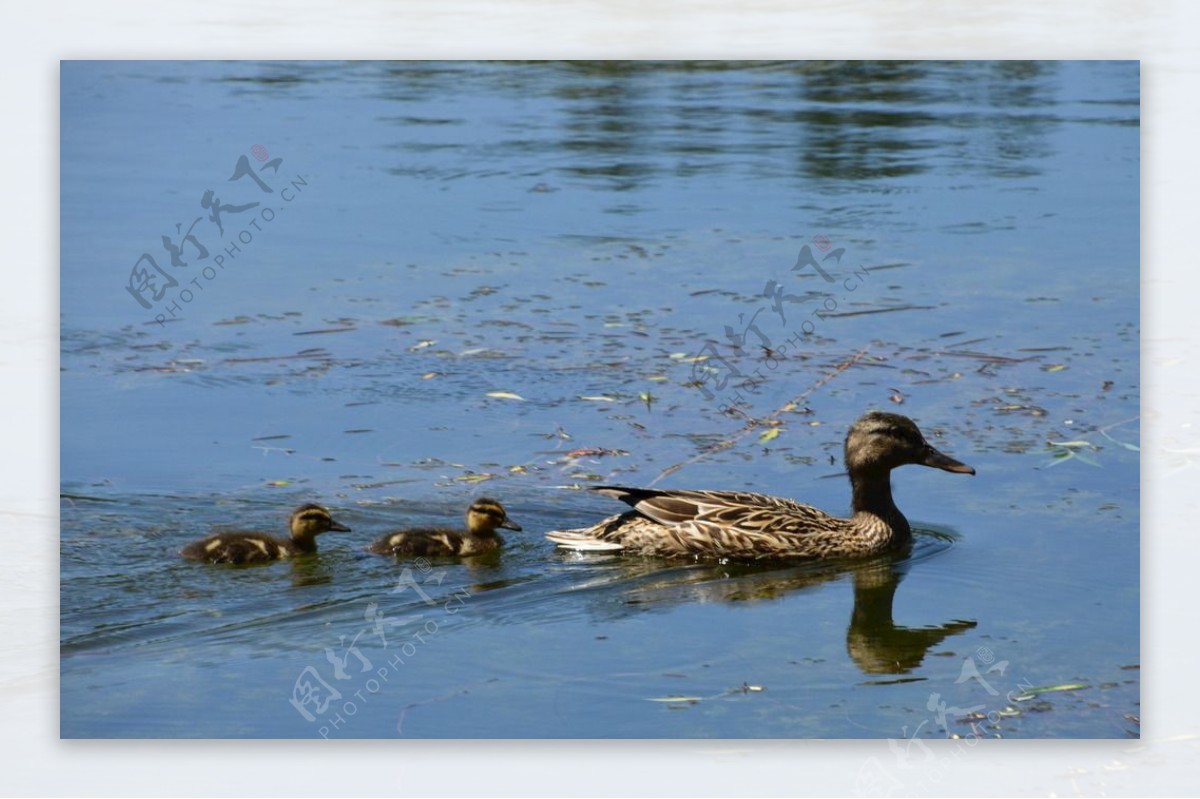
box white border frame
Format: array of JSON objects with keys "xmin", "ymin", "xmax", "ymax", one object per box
[{"xmin": 10, "ymin": 2, "xmax": 1196, "ymax": 795}]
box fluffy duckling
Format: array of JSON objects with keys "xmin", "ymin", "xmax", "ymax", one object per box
[
  {"xmin": 367, "ymin": 498, "xmax": 521, "ymax": 558},
  {"xmin": 181, "ymin": 503, "xmax": 351, "ymax": 564},
  {"xmin": 546, "ymin": 411, "xmax": 974, "ymax": 560}
]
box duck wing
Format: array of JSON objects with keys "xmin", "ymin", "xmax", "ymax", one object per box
[{"xmin": 590, "ymin": 485, "xmax": 835, "ymax": 536}]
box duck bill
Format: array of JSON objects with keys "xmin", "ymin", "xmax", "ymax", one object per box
[
  {"xmin": 499, "ymin": 519, "xmax": 523, "ymax": 532},
  {"xmin": 922, "ymin": 446, "xmax": 975, "ymax": 475},
  {"xmin": 329, "ymin": 519, "xmax": 352, "ymax": 532}
]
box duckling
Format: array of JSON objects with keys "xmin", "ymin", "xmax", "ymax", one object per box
[
  {"xmin": 546, "ymin": 411, "xmax": 974, "ymax": 560},
  {"xmin": 366, "ymin": 498, "xmax": 521, "ymax": 558},
  {"xmin": 181, "ymin": 503, "xmax": 351, "ymax": 564}
]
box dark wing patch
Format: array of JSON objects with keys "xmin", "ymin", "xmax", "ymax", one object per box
[{"xmin": 633, "ymin": 494, "xmax": 701, "ymax": 524}]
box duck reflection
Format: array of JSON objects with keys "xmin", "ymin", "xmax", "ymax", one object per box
[
  {"xmin": 555, "ymin": 541, "xmax": 975, "ymax": 676},
  {"xmin": 844, "ymin": 556, "xmax": 976, "ymax": 674}
]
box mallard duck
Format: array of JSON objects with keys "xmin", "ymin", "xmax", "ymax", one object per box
[
  {"xmin": 545, "ymin": 411, "xmax": 974, "ymax": 560},
  {"xmin": 181, "ymin": 503, "xmax": 351, "ymax": 564},
  {"xmin": 366, "ymin": 497, "xmax": 522, "ymax": 557}
]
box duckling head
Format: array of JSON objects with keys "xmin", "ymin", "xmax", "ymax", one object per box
[
  {"xmin": 289, "ymin": 503, "xmax": 352, "ymax": 540},
  {"xmin": 466, "ymin": 498, "xmax": 522, "ymax": 536},
  {"xmin": 844, "ymin": 411, "xmax": 975, "ymax": 477}
]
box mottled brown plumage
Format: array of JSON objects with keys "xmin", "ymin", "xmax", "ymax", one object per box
[
  {"xmin": 546, "ymin": 412, "xmax": 974, "ymax": 560},
  {"xmin": 181, "ymin": 503, "xmax": 351, "ymax": 564},
  {"xmin": 366, "ymin": 498, "xmax": 521, "ymax": 558}
]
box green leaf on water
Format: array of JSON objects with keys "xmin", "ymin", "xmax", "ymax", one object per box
[
  {"xmin": 486, "ymin": 391, "xmax": 525, "ymax": 401},
  {"xmin": 759, "ymin": 428, "xmax": 781, "ymax": 443}
]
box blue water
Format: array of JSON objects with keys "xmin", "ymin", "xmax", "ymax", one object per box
[{"xmin": 61, "ymin": 60, "xmax": 1139, "ymax": 739}]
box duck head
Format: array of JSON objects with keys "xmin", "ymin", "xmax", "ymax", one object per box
[
  {"xmin": 289, "ymin": 503, "xmax": 352, "ymax": 540},
  {"xmin": 466, "ymin": 498, "xmax": 522, "ymax": 536},
  {"xmin": 844, "ymin": 411, "xmax": 975, "ymax": 477}
]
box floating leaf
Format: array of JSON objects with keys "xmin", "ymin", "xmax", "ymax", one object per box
[
  {"xmin": 486, "ymin": 391, "xmax": 525, "ymax": 401},
  {"xmin": 995, "ymin": 403, "xmax": 1048, "ymax": 416},
  {"xmin": 421, "ymin": 372, "xmax": 443, "ymax": 380},
  {"xmin": 639, "ymin": 391, "xmax": 655, "ymax": 411},
  {"xmin": 759, "ymin": 428, "xmax": 781, "ymax": 444},
  {"xmin": 644, "ymin": 695, "xmax": 703, "ymax": 703},
  {"xmin": 1044, "ymin": 364, "xmax": 1068, "ymax": 372},
  {"xmin": 566, "ymin": 448, "xmax": 629, "ymax": 458},
  {"xmin": 409, "ymin": 339, "xmax": 437, "ymax": 351},
  {"xmin": 579, "ymin": 395, "xmax": 617, "ymax": 402},
  {"xmin": 455, "ymin": 473, "xmax": 496, "ymax": 483},
  {"xmin": 1010, "ymin": 683, "xmax": 1088, "ymax": 701},
  {"xmin": 1045, "ymin": 440, "xmax": 1102, "ymax": 468},
  {"xmin": 266, "ymin": 480, "xmax": 290, "ymax": 487}
]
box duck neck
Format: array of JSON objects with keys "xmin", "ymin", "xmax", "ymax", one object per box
[
  {"xmin": 289, "ymin": 532, "xmax": 317, "ymax": 553},
  {"xmin": 850, "ymin": 470, "xmax": 910, "ymax": 539},
  {"xmin": 466, "ymin": 519, "xmax": 497, "ymax": 539}
]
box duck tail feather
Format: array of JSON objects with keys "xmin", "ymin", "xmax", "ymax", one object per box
[
  {"xmin": 545, "ymin": 529, "xmax": 625, "ymax": 551},
  {"xmin": 589, "ymin": 485, "xmax": 664, "ymax": 505}
]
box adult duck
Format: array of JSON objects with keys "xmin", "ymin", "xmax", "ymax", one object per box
[{"xmin": 545, "ymin": 411, "xmax": 974, "ymax": 560}]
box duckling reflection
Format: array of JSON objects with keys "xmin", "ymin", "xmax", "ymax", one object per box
[{"xmin": 554, "ymin": 544, "xmax": 975, "ymax": 675}]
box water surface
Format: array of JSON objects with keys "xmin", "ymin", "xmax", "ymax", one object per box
[{"xmin": 61, "ymin": 60, "xmax": 1139, "ymax": 739}]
